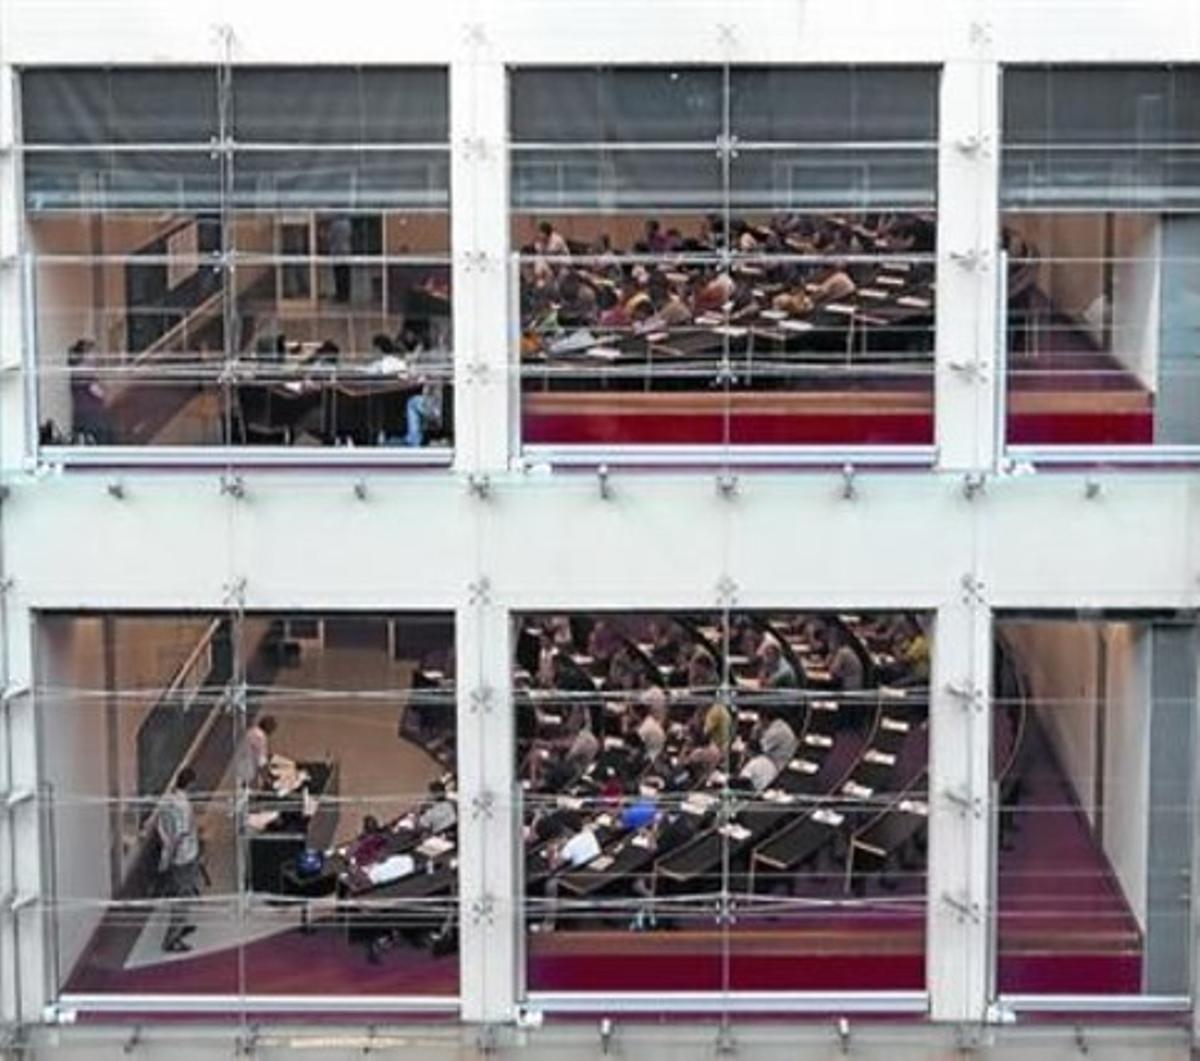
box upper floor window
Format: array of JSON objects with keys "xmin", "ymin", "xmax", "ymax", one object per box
[
  {"xmin": 22, "ymin": 67, "xmax": 452, "ymax": 454},
  {"xmin": 1001, "ymin": 66, "xmax": 1200, "ymax": 451},
  {"xmin": 510, "ymin": 66, "xmax": 939, "ymax": 453}
]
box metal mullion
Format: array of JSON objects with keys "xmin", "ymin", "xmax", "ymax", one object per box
[{"xmin": 228, "ymin": 141, "xmax": 451, "ymax": 154}]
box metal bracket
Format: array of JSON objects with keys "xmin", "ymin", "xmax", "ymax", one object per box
[
  {"xmin": 945, "ymin": 680, "xmax": 983, "ymax": 713},
  {"xmin": 599, "ymin": 1017, "xmax": 615, "ymax": 1055},
  {"xmin": 466, "ymin": 361, "xmax": 490, "ymax": 384},
  {"xmin": 106, "ymin": 478, "xmax": 126, "ymax": 500},
  {"xmin": 944, "ymin": 786, "xmax": 984, "ymax": 818},
  {"xmin": 1084, "ymin": 477, "xmax": 1103, "ymax": 500},
  {"xmin": 960, "ymin": 572, "xmax": 986, "ymax": 606},
  {"xmin": 220, "ymin": 473, "xmax": 246, "ymax": 500},
  {"xmin": 841, "ymin": 462, "xmax": 857, "ymax": 501},
  {"xmin": 234, "ymin": 1027, "xmax": 259, "ymax": 1057},
  {"xmin": 962, "ymin": 473, "xmax": 986, "ymax": 502},
  {"xmin": 949, "ymin": 248, "xmax": 990, "ymax": 272},
  {"xmin": 597, "ymin": 464, "xmax": 614, "ymax": 501},
  {"xmin": 470, "ymin": 893, "xmax": 496, "ymax": 924},
  {"xmin": 468, "ymin": 577, "xmax": 492, "ymax": 606},
  {"xmin": 475, "ymin": 1023, "xmax": 500, "ymax": 1054},
  {"xmin": 460, "ymin": 136, "xmax": 489, "ymax": 161},
  {"xmin": 716, "ymin": 472, "xmax": 739, "ymax": 500},
  {"xmin": 471, "ymin": 791, "xmax": 496, "ymax": 819},
  {"xmin": 222, "ymin": 577, "xmax": 247, "ymax": 610},
  {"xmin": 716, "ymin": 575, "xmax": 739, "ymax": 608},
  {"xmin": 470, "ymin": 685, "xmax": 494, "ymax": 714},
  {"xmin": 715, "ymin": 1022, "xmax": 737, "ymax": 1055},
  {"xmin": 467, "ymin": 474, "xmax": 492, "ymax": 501},
  {"xmin": 948, "ymin": 359, "xmax": 989, "ymax": 383},
  {"xmin": 353, "ymin": 478, "xmax": 368, "ymax": 501},
  {"xmin": 954, "ymin": 134, "xmax": 991, "ymax": 158},
  {"xmin": 122, "ymin": 1024, "xmax": 143, "ymax": 1055},
  {"xmin": 462, "ymin": 250, "xmax": 491, "ymax": 273},
  {"xmin": 942, "ymin": 891, "xmax": 981, "ymax": 924},
  {"xmin": 836, "ymin": 1016, "xmax": 851, "ymax": 1054},
  {"xmin": 968, "ymin": 19, "xmax": 994, "ymax": 47},
  {"xmin": 1074, "ymin": 1024, "xmax": 1089, "ymax": 1055}
]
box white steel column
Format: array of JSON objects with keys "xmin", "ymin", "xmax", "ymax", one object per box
[
  {"xmin": 1, "ymin": 605, "xmax": 43, "ymax": 1033},
  {"xmin": 927, "ymin": 589, "xmax": 993, "ymax": 1022},
  {"xmin": 451, "ymin": 29, "xmax": 512, "ymax": 475},
  {"xmin": 455, "ymin": 599, "xmax": 517, "ymax": 1024},
  {"xmin": 935, "ymin": 41, "xmax": 1001, "ymax": 472},
  {"xmin": 0, "ymin": 58, "xmax": 29, "ymax": 472}
]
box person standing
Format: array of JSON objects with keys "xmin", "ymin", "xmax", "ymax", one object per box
[
  {"xmin": 157, "ymin": 767, "xmax": 202, "ymax": 953},
  {"xmin": 328, "ymin": 215, "xmax": 353, "ymax": 304}
]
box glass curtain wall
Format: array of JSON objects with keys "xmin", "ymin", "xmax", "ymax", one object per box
[
  {"xmin": 513, "ymin": 609, "xmax": 932, "ymax": 997},
  {"xmin": 36, "ymin": 612, "xmax": 459, "ymax": 1011},
  {"xmin": 510, "ymin": 66, "xmax": 939, "ymax": 452},
  {"xmin": 1001, "ymin": 66, "xmax": 1200, "ymax": 449},
  {"xmin": 22, "ymin": 67, "xmax": 452, "ymax": 453},
  {"xmin": 991, "ymin": 614, "xmax": 1194, "ymax": 1005}
]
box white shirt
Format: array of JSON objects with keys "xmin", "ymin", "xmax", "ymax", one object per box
[
  {"xmin": 739, "ymin": 754, "xmax": 778, "ymax": 793},
  {"xmin": 637, "ymin": 714, "xmax": 666, "ymax": 761},
  {"xmin": 761, "ymin": 718, "xmax": 799, "ymax": 772},
  {"xmin": 560, "ymin": 827, "xmax": 601, "ymax": 867}
]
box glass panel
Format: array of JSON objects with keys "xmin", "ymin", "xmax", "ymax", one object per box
[
  {"xmin": 230, "ymin": 150, "xmax": 450, "ymax": 211},
  {"xmin": 21, "ymin": 68, "xmax": 219, "ymax": 145},
  {"xmin": 37, "ymin": 613, "xmax": 458, "ymax": 1007},
  {"xmin": 236, "ymin": 614, "xmax": 459, "ymax": 997},
  {"xmin": 24, "ymin": 150, "xmax": 223, "ymax": 212},
  {"xmin": 231, "ymin": 67, "xmax": 449, "ymax": 143},
  {"xmin": 1003, "ymin": 67, "xmax": 1200, "ymax": 146},
  {"xmin": 731, "ymin": 149, "xmax": 938, "ymax": 211},
  {"xmin": 1003, "ymin": 211, "xmax": 1200, "ymax": 446},
  {"xmin": 730, "ymin": 68, "xmax": 938, "ymax": 143},
  {"xmin": 511, "ymin": 149, "xmax": 724, "ymax": 213},
  {"xmin": 510, "ymin": 68, "xmax": 723, "ymax": 143},
  {"xmin": 993, "ymin": 617, "xmax": 1194, "ymax": 1000},
  {"xmin": 516, "ymin": 610, "xmax": 931, "ymax": 997}
]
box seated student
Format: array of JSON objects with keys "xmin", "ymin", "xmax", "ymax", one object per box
[
  {"xmin": 67, "ymin": 338, "xmax": 110, "ymax": 443},
  {"xmin": 686, "ymin": 647, "xmax": 720, "ymax": 691},
  {"xmin": 344, "ymin": 815, "xmax": 391, "ymax": 867},
  {"xmin": 539, "ymin": 812, "xmax": 602, "ymax": 931},
  {"xmin": 397, "ymin": 322, "xmax": 444, "ymax": 448},
  {"xmin": 810, "ymin": 261, "xmax": 857, "ymax": 304},
  {"xmin": 829, "ymin": 628, "xmax": 865, "ymax": 692},
  {"xmin": 564, "ymin": 707, "xmax": 600, "ymax": 774},
  {"xmin": 757, "ymin": 638, "xmax": 799, "ymax": 690},
  {"xmin": 636, "ymin": 703, "xmax": 667, "ymax": 764},
  {"xmin": 759, "ymin": 708, "xmax": 799, "ymax": 773},
  {"xmin": 416, "ymin": 779, "xmax": 457, "ymax": 834},
  {"xmin": 738, "ymin": 741, "xmax": 779, "ymax": 793}
]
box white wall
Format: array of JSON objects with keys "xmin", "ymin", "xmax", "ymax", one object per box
[
  {"xmin": 1111, "ymin": 217, "xmax": 1161, "ymax": 392},
  {"xmin": 1005, "ymin": 620, "xmax": 1099, "ymax": 822},
  {"xmin": 36, "ymin": 615, "xmax": 218, "ymax": 984},
  {"xmin": 1003, "ymin": 619, "xmax": 1152, "ymax": 932},
  {"xmin": 1101, "ymin": 623, "xmax": 1151, "ymax": 930}
]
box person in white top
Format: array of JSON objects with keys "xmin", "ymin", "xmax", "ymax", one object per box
[
  {"xmin": 739, "ymin": 751, "xmax": 779, "ymax": 793},
  {"xmin": 540, "ymin": 813, "xmax": 601, "ymax": 931},
  {"xmin": 157, "ymin": 767, "xmax": 203, "ymax": 952},
  {"xmin": 760, "ymin": 711, "xmax": 799, "ymax": 773},
  {"xmin": 240, "ymin": 714, "xmax": 277, "ymax": 788}
]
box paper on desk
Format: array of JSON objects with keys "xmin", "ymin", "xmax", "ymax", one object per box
[
  {"xmin": 898, "ymin": 799, "xmax": 929, "ymax": 817},
  {"xmin": 631, "ymin": 833, "xmax": 653, "ymax": 849},
  {"xmin": 366, "ymin": 853, "xmax": 415, "ymax": 885},
  {"xmin": 417, "ymin": 835, "xmax": 454, "ymax": 858},
  {"xmin": 719, "ymin": 823, "xmax": 752, "ymax": 842},
  {"xmin": 805, "ymin": 733, "xmax": 833, "ymax": 748},
  {"xmin": 843, "ymin": 781, "xmax": 873, "ymax": 800},
  {"xmin": 788, "ymin": 758, "xmax": 819, "ymax": 775},
  {"xmin": 246, "ymin": 810, "xmax": 280, "ymax": 831},
  {"xmin": 864, "ymin": 750, "xmax": 896, "ymax": 767},
  {"xmin": 812, "ymin": 808, "xmax": 845, "ymax": 827}
]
